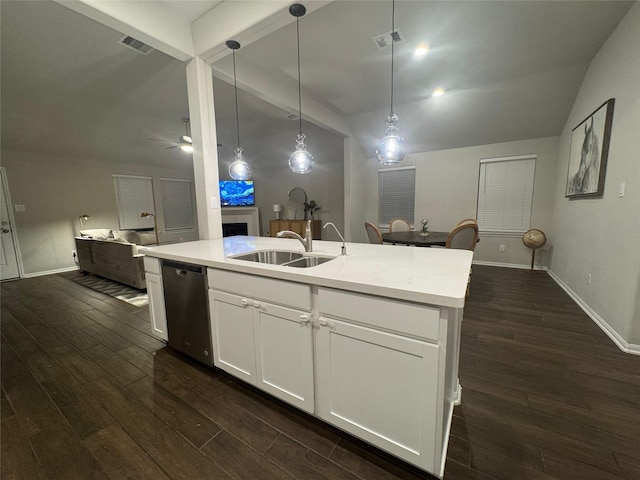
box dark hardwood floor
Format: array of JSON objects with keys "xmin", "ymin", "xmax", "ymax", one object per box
[{"xmin": 2, "ymin": 266, "xmax": 639, "ymax": 479}]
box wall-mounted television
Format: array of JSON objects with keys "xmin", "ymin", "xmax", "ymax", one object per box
[{"xmin": 219, "ymin": 180, "xmax": 255, "ymax": 207}]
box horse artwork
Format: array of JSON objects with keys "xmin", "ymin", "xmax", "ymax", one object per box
[{"xmin": 566, "ymin": 98, "xmax": 615, "ymax": 198}]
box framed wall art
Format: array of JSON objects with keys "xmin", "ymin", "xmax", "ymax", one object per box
[{"xmin": 566, "ymin": 98, "xmax": 615, "ymax": 198}]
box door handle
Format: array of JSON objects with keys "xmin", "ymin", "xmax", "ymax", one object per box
[
  {"xmin": 176, "ymin": 269, "xmax": 188, "ymax": 276},
  {"xmin": 1, "ymin": 229, "xmax": 9, "ymax": 234},
  {"xmin": 318, "ymin": 318, "xmax": 336, "ymax": 330}
]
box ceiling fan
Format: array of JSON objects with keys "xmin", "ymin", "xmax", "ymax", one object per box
[{"xmin": 149, "ymin": 118, "xmax": 222, "ymax": 151}]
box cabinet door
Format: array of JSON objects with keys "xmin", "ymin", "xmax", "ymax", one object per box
[
  {"xmin": 316, "ymin": 317, "xmax": 439, "ymax": 471},
  {"xmin": 208, "ymin": 290, "xmax": 256, "ymax": 384},
  {"xmin": 146, "ymin": 273, "xmax": 167, "ymax": 341},
  {"xmin": 253, "ymin": 302, "xmax": 314, "ymax": 413}
]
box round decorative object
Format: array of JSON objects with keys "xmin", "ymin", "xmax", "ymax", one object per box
[
  {"xmin": 419, "ymin": 232, "xmax": 430, "ymax": 237},
  {"xmin": 523, "ymin": 229, "xmax": 547, "ymax": 270},
  {"xmin": 523, "ymin": 229, "xmax": 547, "ymax": 249}
]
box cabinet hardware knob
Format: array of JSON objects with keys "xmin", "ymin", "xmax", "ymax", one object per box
[
  {"xmin": 241, "ymin": 299, "xmax": 249, "ymax": 307},
  {"xmin": 299, "ymin": 314, "xmax": 310, "ymax": 324},
  {"xmin": 253, "ymin": 301, "xmax": 260, "ymax": 308}
]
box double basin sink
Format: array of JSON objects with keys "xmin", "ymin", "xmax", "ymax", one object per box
[{"xmin": 229, "ymin": 250, "xmax": 336, "ymax": 268}]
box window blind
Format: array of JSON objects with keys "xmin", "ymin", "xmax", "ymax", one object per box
[
  {"xmin": 113, "ymin": 175, "xmax": 155, "ymax": 230},
  {"xmin": 160, "ymin": 178, "xmax": 194, "ymax": 231},
  {"xmin": 477, "ymin": 156, "xmax": 536, "ymax": 233},
  {"xmin": 378, "ymin": 167, "xmax": 416, "ymax": 227}
]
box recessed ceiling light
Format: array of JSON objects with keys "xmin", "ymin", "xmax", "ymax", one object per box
[
  {"xmin": 432, "ymin": 88, "xmax": 445, "ymax": 97},
  {"xmin": 414, "ymin": 44, "xmax": 429, "ymax": 57}
]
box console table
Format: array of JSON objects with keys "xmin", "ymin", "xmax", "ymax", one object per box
[{"xmin": 269, "ymin": 219, "xmax": 321, "ymax": 239}]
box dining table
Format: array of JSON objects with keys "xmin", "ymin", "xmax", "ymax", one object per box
[{"xmin": 381, "ymin": 231, "xmax": 449, "ymax": 247}]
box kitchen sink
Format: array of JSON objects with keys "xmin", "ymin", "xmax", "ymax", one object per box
[
  {"xmin": 228, "ymin": 250, "xmax": 336, "ymax": 268},
  {"xmin": 230, "ymin": 250, "xmax": 303, "ymax": 264},
  {"xmin": 284, "ymin": 256, "xmax": 336, "ymax": 268}
]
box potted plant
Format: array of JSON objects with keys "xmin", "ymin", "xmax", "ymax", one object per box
[{"xmin": 303, "ymin": 200, "xmax": 320, "ymax": 220}]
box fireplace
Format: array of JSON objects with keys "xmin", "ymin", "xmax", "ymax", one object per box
[
  {"xmin": 222, "ymin": 222, "xmax": 248, "ymax": 237},
  {"xmin": 221, "ymin": 207, "xmax": 260, "ymax": 237}
]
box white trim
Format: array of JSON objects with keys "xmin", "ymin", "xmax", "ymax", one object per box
[
  {"xmin": 23, "ymin": 266, "xmax": 79, "ymax": 278},
  {"xmin": 472, "ymin": 260, "xmax": 546, "ymax": 271},
  {"xmin": 546, "ymin": 269, "xmax": 640, "ymax": 356},
  {"xmin": 480, "ymin": 153, "xmax": 537, "ymax": 163}
]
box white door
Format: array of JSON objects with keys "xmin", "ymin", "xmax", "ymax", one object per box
[
  {"xmin": 0, "ymin": 169, "xmax": 20, "ymax": 281},
  {"xmin": 316, "ymin": 317, "xmax": 440, "ymax": 471},
  {"xmin": 209, "ymin": 289, "xmax": 257, "ymax": 384},
  {"xmin": 253, "ymin": 301, "xmax": 315, "ymax": 413}
]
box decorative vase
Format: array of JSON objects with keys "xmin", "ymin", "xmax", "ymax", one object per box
[{"xmin": 419, "ymin": 231, "xmax": 430, "ymax": 237}]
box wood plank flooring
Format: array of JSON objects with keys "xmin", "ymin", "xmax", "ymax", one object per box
[{"xmin": 2, "ymin": 266, "xmax": 639, "ymax": 479}]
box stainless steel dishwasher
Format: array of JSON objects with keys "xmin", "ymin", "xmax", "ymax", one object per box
[{"xmin": 161, "ymin": 259, "xmax": 212, "ymax": 366}]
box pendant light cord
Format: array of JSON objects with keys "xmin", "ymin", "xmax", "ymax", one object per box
[
  {"xmin": 232, "ymin": 49, "xmax": 241, "ymax": 147},
  {"xmin": 296, "ymin": 17, "xmax": 303, "ymax": 136},
  {"xmin": 390, "ymin": 0, "xmax": 395, "ymax": 116}
]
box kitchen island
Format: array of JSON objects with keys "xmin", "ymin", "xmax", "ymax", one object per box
[{"xmin": 140, "ymin": 236, "xmax": 472, "ymax": 478}]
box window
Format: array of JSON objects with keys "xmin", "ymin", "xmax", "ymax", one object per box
[
  {"xmin": 113, "ymin": 175, "xmax": 155, "ymax": 230},
  {"xmin": 160, "ymin": 178, "xmax": 194, "ymax": 231},
  {"xmin": 378, "ymin": 167, "xmax": 416, "ymax": 228},
  {"xmin": 477, "ymin": 155, "xmax": 536, "ymax": 233}
]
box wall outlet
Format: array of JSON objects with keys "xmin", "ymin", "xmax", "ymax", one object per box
[
  {"xmin": 587, "ymin": 273, "xmax": 592, "ymax": 285},
  {"xmin": 499, "ymin": 245, "xmax": 506, "ymax": 252}
]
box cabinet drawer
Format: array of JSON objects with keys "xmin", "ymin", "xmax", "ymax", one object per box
[
  {"xmin": 208, "ymin": 268, "xmax": 311, "ymax": 311},
  {"xmin": 143, "ymin": 256, "xmax": 161, "ymax": 274},
  {"xmin": 318, "ymin": 288, "xmax": 440, "ymax": 341}
]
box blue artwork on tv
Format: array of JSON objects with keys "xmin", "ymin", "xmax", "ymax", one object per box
[{"xmin": 220, "ymin": 180, "xmax": 255, "ymax": 206}]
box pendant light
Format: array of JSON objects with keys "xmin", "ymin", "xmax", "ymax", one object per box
[
  {"xmin": 227, "ymin": 40, "xmax": 252, "ymax": 180},
  {"xmin": 375, "ymin": 0, "xmax": 406, "ymax": 165},
  {"xmin": 288, "ymin": 3, "xmax": 314, "ymax": 174}
]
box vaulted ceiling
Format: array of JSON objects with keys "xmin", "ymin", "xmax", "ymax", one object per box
[{"xmin": 1, "ymin": 0, "xmax": 634, "ymax": 168}]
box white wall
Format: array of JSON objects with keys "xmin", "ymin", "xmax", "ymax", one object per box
[
  {"xmin": 549, "ymin": 4, "xmax": 640, "ymax": 345},
  {"xmin": 2, "ymin": 150, "xmax": 198, "ymax": 276},
  {"xmin": 218, "ymin": 122, "xmax": 345, "ymax": 240},
  {"xmin": 360, "ymin": 137, "xmax": 560, "ymax": 266}
]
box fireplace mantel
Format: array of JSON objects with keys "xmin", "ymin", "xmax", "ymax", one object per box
[{"xmin": 221, "ymin": 207, "xmax": 260, "ymax": 236}]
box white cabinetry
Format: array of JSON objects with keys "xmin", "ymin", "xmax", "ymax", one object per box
[
  {"xmin": 143, "ymin": 256, "xmax": 167, "ymax": 341},
  {"xmin": 316, "ymin": 287, "xmax": 445, "ymax": 472},
  {"xmin": 208, "ymin": 269, "xmax": 315, "ymax": 413}
]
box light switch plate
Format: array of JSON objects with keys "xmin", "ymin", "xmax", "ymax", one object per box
[{"xmin": 210, "ymin": 196, "xmax": 219, "ymax": 209}]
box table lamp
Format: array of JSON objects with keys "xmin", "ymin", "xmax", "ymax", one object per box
[{"xmin": 273, "ymin": 204, "xmax": 282, "ymax": 220}]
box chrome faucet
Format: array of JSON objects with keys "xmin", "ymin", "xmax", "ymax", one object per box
[
  {"xmin": 323, "ymin": 222, "xmax": 346, "ymax": 255},
  {"xmin": 277, "ymin": 219, "xmax": 313, "ymax": 252}
]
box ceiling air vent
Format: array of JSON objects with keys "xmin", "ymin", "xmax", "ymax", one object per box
[
  {"xmin": 119, "ymin": 35, "xmax": 153, "ymax": 55},
  {"xmin": 372, "ymin": 30, "xmax": 404, "ymax": 49}
]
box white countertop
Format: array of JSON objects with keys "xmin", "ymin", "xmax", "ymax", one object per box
[{"xmin": 139, "ymin": 236, "xmax": 473, "ymax": 308}]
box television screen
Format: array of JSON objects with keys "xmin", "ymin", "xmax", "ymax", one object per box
[{"xmin": 219, "ymin": 180, "xmax": 255, "ymax": 206}]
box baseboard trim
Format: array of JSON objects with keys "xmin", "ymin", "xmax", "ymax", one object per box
[
  {"xmin": 23, "ymin": 266, "xmax": 79, "ymax": 278},
  {"xmin": 546, "ymin": 269, "xmax": 640, "ymax": 356},
  {"xmin": 472, "ymin": 260, "xmax": 546, "ymax": 271}
]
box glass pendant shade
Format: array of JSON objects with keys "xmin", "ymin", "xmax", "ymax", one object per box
[
  {"xmin": 289, "ymin": 133, "xmax": 314, "ymax": 174},
  {"xmin": 376, "ymin": 113, "xmax": 406, "ymax": 165},
  {"xmin": 229, "ymin": 146, "xmax": 251, "ymax": 180}
]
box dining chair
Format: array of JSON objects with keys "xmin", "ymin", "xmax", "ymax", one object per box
[
  {"xmin": 389, "ymin": 218, "xmax": 412, "ymax": 232},
  {"xmin": 446, "ymin": 219, "xmax": 479, "ymax": 251},
  {"xmin": 446, "ymin": 219, "xmax": 479, "ymax": 296},
  {"xmin": 364, "ymin": 222, "xmax": 383, "ymax": 244}
]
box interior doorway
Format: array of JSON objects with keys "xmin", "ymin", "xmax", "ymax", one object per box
[{"xmin": 1, "ymin": 168, "xmax": 22, "ymax": 280}]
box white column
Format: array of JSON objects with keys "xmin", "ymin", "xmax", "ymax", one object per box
[{"xmin": 186, "ymin": 57, "xmax": 222, "ymax": 240}]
